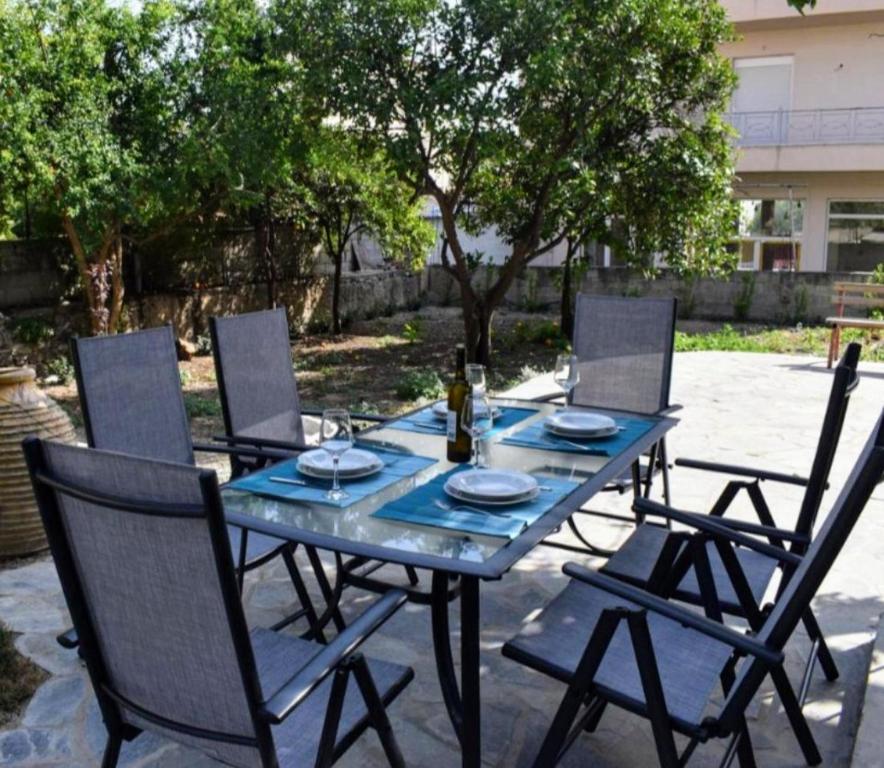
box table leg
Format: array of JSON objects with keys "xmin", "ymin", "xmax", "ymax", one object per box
[
  {"xmin": 430, "ymin": 571, "xmax": 482, "ymax": 768},
  {"xmin": 461, "ymin": 576, "xmax": 481, "ymax": 768}
]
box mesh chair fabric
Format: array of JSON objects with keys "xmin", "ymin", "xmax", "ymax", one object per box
[
  {"xmin": 74, "ymin": 327, "xmax": 194, "ymax": 465},
  {"xmin": 212, "ymin": 309, "xmax": 305, "ymax": 446},
  {"xmin": 571, "ymin": 294, "xmax": 676, "ymax": 415}
]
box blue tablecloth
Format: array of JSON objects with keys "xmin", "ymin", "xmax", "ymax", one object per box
[
  {"xmin": 386, "ymin": 403, "xmax": 537, "ymax": 438},
  {"xmin": 501, "ymin": 413, "xmax": 657, "ymax": 456},
  {"xmin": 227, "ymin": 448, "xmax": 437, "ymax": 509},
  {"xmin": 372, "ymin": 466, "xmax": 580, "ymax": 539}
]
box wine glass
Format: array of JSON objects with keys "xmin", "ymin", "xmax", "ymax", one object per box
[
  {"xmin": 553, "ymin": 354, "xmax": 579, "ymax": 404},
  {"xmin": 320, "ymin": 408, "xmax": 353, "ymax": 501},
  {"xmin": 462, "ymin": 394, "xmax": 493, "ymax": 469},
  {"xmin": 466, "ymin": 363, "xmax": 487, "ymax": 395}
]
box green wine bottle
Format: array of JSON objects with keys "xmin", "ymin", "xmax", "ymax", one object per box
[{"xmin": 446, "ymin": 344, "xmax": 471, "ymax": 463}]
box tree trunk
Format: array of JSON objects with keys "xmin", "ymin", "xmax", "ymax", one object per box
[
  {"xmin": 560, "ymin": 246, "xmax": 574, "ymax": 341},
  {"xmin": 256, "ymin": 199, "xmax": 278, "ymax": 309},
  {"xmin": 461, "ymin": 290, "xmax": 494, "ymax": 367},
  {"xmin": 331, "ymin": 245, "xmax": 343, "ymax": 335},
  {"xmin": 60, "ymin": 215, "xmax": 125, "ymax": 335}
]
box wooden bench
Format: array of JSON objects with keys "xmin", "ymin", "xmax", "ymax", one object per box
[{"xmin": 827, "ymin": 281, "xmax": 884, "ymax": 367}]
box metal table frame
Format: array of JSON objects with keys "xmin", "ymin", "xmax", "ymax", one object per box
[{"xmin": 224, "ymin": 399, "xmax": 677, "ymax": 768}]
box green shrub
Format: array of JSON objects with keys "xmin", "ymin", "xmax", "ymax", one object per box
[
  {"xmin": 733, "ymin": 273, "xmax": 755, "ymax": 322},
  {"xmin": 195, "ymin": 334, "xmax": 213, "ymax": 356},
  {"xmin": 11, "ymin": 317, "xmax": 54, "ymax": 345},
  {"xmin": 402, "ymin": 317, "xmax": 423, "ymax": 344},
  {"xmin": 183, "ymin": 393, "xmax": 222, "ymax": 418},
  {"xmin": 395, "ymin": 368, "xmax": 445, "ymax": 401},
  {"xmin": 44, "ymin": 355, "xmax": 74, "ymax": 385},
  {"xmin": 512, "ymin": 319, "xmax": 570, "ymax": 350}
]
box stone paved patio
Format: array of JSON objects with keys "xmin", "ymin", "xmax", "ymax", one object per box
[{"xmin": 1, "ymin": 351, "xmax": 882, "ymax": 767}]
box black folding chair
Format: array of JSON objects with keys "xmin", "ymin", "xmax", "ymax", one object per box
[
  {"xmin": 537, "ymin": 294, "xmax": 679, "ymax": 556},
  {"xmin": 24, "ymin": 438, "xmax": 412, "ymax": 768},
  {"xmin": 70, "ymin": 326, "xmax": 329, "ymax": 638},
  {"xmin": 602, "ymin": 343, "xmax": 861, "ymax": 690},
  {"xmin": 209, "ymin": 308, "xmax": 421, "ymax": 594},
  {"xmin": 503, "ymin": 408, "xmax": 884, "ymax": 767}
]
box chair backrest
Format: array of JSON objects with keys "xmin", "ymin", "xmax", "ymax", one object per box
[
  {"xmin": 719, "ymin": 408, "xmax": 884, "ymax": 732},
  {"xmin": 209, "ymin": 308, "xmax": 305, "ymax": 445},
  {"xmin": 71, "ymin": 326, "xmax": 195, "ymax": 465},
  {"xmin": 570, "ymin": 294, "xmax": 677, "ymax": 414},
  {"xmin": 23, "ymin": 439, "xmax": 272, "ymax": 767},
  {"xmin": 794, "ymin": 342, "xmax": 861, "ymax": 542}
]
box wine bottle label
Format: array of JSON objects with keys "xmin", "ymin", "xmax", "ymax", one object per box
[{"xmin": 447, "ymin": 410, "xmax": 457, "ymax": 441}]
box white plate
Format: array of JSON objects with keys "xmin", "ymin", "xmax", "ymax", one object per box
[
  {"xmin": 431, "ymin": 401, "xmax": 501, "ymax": 421},
  {"xmin": 446, "ymin": 485, "xmax": 540, "ymax": 507},
  {"xmin": 444, "ymin": 469, "xmax": 538, "ymax": 503},
  {"xmin": 543, "ymin": 411, "xmax": 617, "ymax": 438},
  {"xmin": 545, "ymin": 423, "xmax": 619, "ymax": 440},
  {"xmin": 297, "ymin": 448, "xmax": 383, "ymax": 480}
]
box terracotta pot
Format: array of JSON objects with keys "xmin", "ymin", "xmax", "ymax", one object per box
[{"xmin": 0, "ymin": 367, "xmax": 76, "ymax": 557}]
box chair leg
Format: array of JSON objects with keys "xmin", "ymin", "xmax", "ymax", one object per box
[
  {"xmin": 305, "ymin": 545, "xmax": 347, "ymax": 633},
  {"xmin": 314, "ymin": 666, "xmax": 350, "ymax": 768},
  {"xmin": 627, "ymin": 612, "xmax": 680, "ymax": 768},
  {"xmin": 351, "ymin": 654, "xmax": 406, "ymax": 768},
  {"xmin": 582, "ymin": 699, "xmax": 607, "ymax": 733},
  {"xmin": 658, "ymin": 437, "xmax": 672, "ymax": 508},
  {"xmin": 277, "ymin": 545, "xmax": 325, "ymax": 641},
  {"xmin": 404, "ymin": 565, "xmax": 420, "ymax": 587},
  {"xmin": 769, "ymin": 665, "xmax": 822, "ymax": 766},
  {"xmin": 801, "ymin": 610, "xmax": 839, "ymax": 683},
  {"xmin": 101, "ymin": 731, "xmax": 123, "ymax": 768}
]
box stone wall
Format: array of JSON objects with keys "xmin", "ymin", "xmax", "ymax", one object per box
[
  {"xmin": 426, "ymin": 266, "xmax": 873, "ymax": 324},
  {"xmin": 129, "ymin": 269, "xmax": 425, "ymax": 339}
]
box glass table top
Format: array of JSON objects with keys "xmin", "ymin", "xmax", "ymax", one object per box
[{"xmin": 222, "ymin": 398, "xmax": 662, "ymax": 567}]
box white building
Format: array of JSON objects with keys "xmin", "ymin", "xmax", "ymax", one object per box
[{"xmin": 722, "ymin": 0, "xmax": 884, "ymax": 272}]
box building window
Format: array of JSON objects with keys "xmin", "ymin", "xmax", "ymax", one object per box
[
  {"xmin": 735, "ymin": 198, "xmax": 805, "ymax": 271},
  {"xmin": 732, "ymin": 56, "xmax": 793, "ymax": 114},
  {"xmin": 827, "ymin": 201, "xmax": 884, "ymax": 273}
]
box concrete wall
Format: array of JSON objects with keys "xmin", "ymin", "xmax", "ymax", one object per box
[
  {"xmin": 426, "ymin": 265, "xmax": 874, "ymax": 324},
  {"xmin": 0, "ymin": 239, "xmax": 70, "ymax": 308}
]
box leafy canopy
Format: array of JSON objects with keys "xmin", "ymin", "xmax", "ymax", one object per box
[{"xmin": 0, "ymin": 0, "xmax": 182, "ymax": 253}]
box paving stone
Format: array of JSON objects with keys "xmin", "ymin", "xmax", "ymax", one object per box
[
  {"xmin": 22, "ymin": 676, "xmax": 86, "ymax": 727},
  {"xmin": 13, "ymin": 633, "xmax": 81, "ymax": 677}
]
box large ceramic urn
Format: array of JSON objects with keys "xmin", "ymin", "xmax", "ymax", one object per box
[{"xmin": 0, "ymin": 367, "xmax": 76, "ymax": 557}]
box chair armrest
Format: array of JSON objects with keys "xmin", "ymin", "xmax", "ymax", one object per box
[
  {"xmin": 633, "ymin": 498, "xmax": 803, "ymax": 566},
  {"xmin": 531, "ymin": 392, "xmax": 565, "ymax": 403},
  {"xmin": 562, "ymin": 563, "xmax": 783, "ymax": 666},
  {"xmin": 657, "ymin": 404, "xmax": 683, "ymax": 416},
  {"xmin": 698, "ymin": 516, "xmax": 810, "ymax": 546},
  {"xmin": 194, "ymin": 441, "xmax": 291, "ymax": 461},
  {"xmin": 259, "ymin": 589, "xmax": 409, "ymax": 724},
  {"xmin": 673, "ymin": 457, "xmax": 813, "ymax": 488},
  {"xmin": 57, "ymin": 627, "xmax": 79, "ymax": 649},
  {"xmin": 300, "ymin": 408, "xmax": 390, "ymax": 424},
  {"xmin": 212, "ymin": 434, "xmax": 311, "ymax": 453}
]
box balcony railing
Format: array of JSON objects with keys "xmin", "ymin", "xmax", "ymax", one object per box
[{"xmin": 725, "ymin": 107, "xmax": 884, "ymax": 147}]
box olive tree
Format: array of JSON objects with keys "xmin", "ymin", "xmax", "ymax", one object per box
[
  {"xmin": 315, "ymin": 0, "xmax": 738, "ymax": 365},
  {"xmin": 0, "ymin": 0, "xmax": 183, "ymax": 334}
]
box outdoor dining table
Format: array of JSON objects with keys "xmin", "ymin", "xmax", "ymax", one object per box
[{"xmin": 222, "ymin": 397, "xmax": 677, "ymax": 768}]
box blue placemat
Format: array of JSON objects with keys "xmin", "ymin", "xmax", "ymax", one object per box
[
  {"xmin": 227, "ymin": 448, "xmax": 437, "ymax": 509},
  {"xmin": 386, "ymin": 403, "xmax": 537, "ymax": 438},
  {"xmin": 371, "ymin": 466, "xmax": 580, "ymax": 539},
  {"xmin": 502, "ymin": 413, "xmax": 657, "ymax": 456}
]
